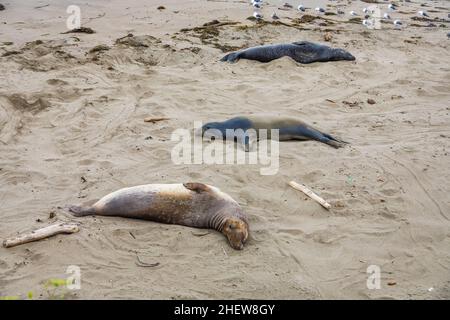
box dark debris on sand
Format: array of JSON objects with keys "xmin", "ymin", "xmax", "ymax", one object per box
[
  {"xmin": 114, "ymin": 33, "xmax": 160, "ymax": 48},
  {"xmin": 62, "ymin": 27, "xmax": 96, "ymax": 34},
  {"xmin": 0, "ymin": 4, "xmax": 5, "ymax": 11},
  {"xmin": 180, "ymin": 20, "xmax": 243, "ymax": 53},
  {"xmin": 88, "ymin": 44, "xmax": 110, "ymax": 54}
]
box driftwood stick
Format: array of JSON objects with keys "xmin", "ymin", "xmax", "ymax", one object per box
[
  {"xmin": 3, "ymin": 222, "xmax": 80, "ymax": 248},
  {"xmin": 288, "ymin": 181, "xmax": 331, "ymax": 210},
  {"xmin": 143, "ymin": 117, "xmax": 170, "ymax": 123}
]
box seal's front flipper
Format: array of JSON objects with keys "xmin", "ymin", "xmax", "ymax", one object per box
[
  {"xmin": 292, "ymin": 41, "xmax": 309, "ymax": 46},
  {"xmin": 220, "ymin": 52, "xmax": 240, "ymax": 63},
  {"xmin": 183, "ymin": 182, "xmax": 210, "ymax": 193},
  {"xmin": 235, "ymin": 130, "xmax": 257, "ymax": 152}
]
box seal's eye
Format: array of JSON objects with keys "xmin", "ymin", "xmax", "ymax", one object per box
[{"xmin": 229, "ymin": 223, "xmax": 236, "ymax": 230}]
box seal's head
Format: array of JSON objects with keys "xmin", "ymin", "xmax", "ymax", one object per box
[
  {"xmin": 222, "ymin": 217, "xmax": 249, "ymax": 250},
  {"xmin": 199, "ymin": 122, "xmax": 225, "ymax": 139},
  {"xmin": 331, "ymin": 48, "xmax": 355, "ymax": 61}
]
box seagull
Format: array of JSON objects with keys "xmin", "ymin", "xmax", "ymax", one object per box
[
  {"xmin": 252, "ymin": 0, "xmax": 262, "ymax": 7},
  {"xmin": 388, "ymin": 4, "xmax": 397, "ymax": 11},
  {"xmin": 393, "ymin": 19, "xmax": 402, "ymax": 28},
  {"xmin": 362, "ymin": 20, "xmax": 372, "ymax": 28},
  {"xmin": 418, "ymin": 10, "xmax": 429, "ymax": 17},
  {"xmin": 383, "ymin": 12, "xmax": 391, "ymax": 20},
  {"xmin": 253, "ymin": 11, "xmax": 263, "ymax": 20},
  {"xmin": 349, "ymin": 11, "xmax": 358, "ymax": 16},
  {"xmin": 337, "ymin": 8, "xmax": 345, "ymax": 15},
  {"xmin": 283, "ymin": 2, "xmax": 293, "ymax": 9},
  {"xmin": 315, "ymin": 7, "xmax": 325, "ymax": 14},
  {"xmin": 363, "ymin": 8, "xmax": 369, "ymax": 14},
  {"xmin": 297, "ymin": 4, "xmax": 305, "ymax": 12},
  {"xmin": 271, "ymin": 12, "xmax": 279, "ymax": 20}
]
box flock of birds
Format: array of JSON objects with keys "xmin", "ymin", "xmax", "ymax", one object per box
[{"xmin": 250, "ymin": 0, "xmax": 436, "ymax": 29}]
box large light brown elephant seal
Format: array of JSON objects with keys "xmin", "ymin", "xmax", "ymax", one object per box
[{"xmin": 69, "ymin": 183, "xmax": 249, "ymax": 250}]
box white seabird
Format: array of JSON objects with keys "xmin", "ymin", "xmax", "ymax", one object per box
[
  {"xmin": 315, "ymin": 7, "xmax": 325, "ymax": 14},
  {"xmin": 253, "ymin": 11, "xmax": 263, "ymax": 20},
  {"xmin": 393, "ymin": 19, "xmax": 402, "ymax": 28}
]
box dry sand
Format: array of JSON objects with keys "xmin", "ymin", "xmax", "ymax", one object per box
[{"xmin": 0, "ymin": 0, "xmax": 449, "ymax": 299}]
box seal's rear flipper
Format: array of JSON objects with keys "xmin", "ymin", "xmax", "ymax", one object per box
[
  {"xmin": 220, "ymin": 52, "xmax": 240, "ymax": 63},
  {"xmin": 321, "ymin": 132, "xmax": 349, "ymax": 148},
  {"xmin": 68, "ymin": 205, "xmax": 96, "ymax": 217},
  {"xmin": 285, "ymin": 126, "xmax": 348, "ymax": 149},
  {"xmin": 322, "ymin": 139, "xmax": 346, "ymax": 149},
  {"xmin": 183, "ymin": 182, "xmax": 210, "ymax": 193}
]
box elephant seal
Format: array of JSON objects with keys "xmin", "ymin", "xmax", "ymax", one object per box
[
  {"xmin": 221, "ymin": 41, "xmax": 355, "ymax": 64},
  {"xmin": 69, "ymin": 183, "xmax": 249, "ymax": 250},
  {"xmin": 200, "ymin": 116, "xmax": 347, "ymax": 150}
]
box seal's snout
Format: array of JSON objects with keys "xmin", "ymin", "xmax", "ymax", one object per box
[
  {"xmin": 341, "ymin": 49, "xmax": 355, "ymax": 61},
  {"xmin": 332, "ymin": 48, "xmax": 355, "ymax": 61},
  {"xmin": 223, "ymin": 218, "xmax": 249, "ymax": 250},
  {"xmin": 201, "ymin": 122, "xmax": 225, "ymax": 140}
]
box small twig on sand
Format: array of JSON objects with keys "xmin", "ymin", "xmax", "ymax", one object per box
[
  {"xmin": 34, "ymin": 4, "xmax": 50, "ymax": 9},
  {"xmin": 3, "ymin": 222, "xmax": 80, "ymax": 248},
  {"xmin": 136, "ymin": 255, "xmax": 160, "ymax": 268},
  {"xmin": 288, "ymin": 180, "xmax": 331, "ymax": 210},
  {"xmin": 144, "ymin": 117, "xmax": 170, "ymax": 123}
]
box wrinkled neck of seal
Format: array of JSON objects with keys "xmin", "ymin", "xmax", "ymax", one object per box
[
  {"xmin": 208, "ymin": 204, "xmax": 246, "ymax": 232},
  {"xmin": 208, "ymin": 205, "xmax": 249, "ymax": 250}
]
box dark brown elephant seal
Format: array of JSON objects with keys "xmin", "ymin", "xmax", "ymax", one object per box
[
  {"xmin": 221, "ymin": 41, "xmax": 355, "ymax": 64},
  {"xmin": 69, "ymin": 183, "xmax": 249, "ymax": 250},
  {"xmin": 200, "ymin": 115, "xmax": 348, "ymax": 150}
]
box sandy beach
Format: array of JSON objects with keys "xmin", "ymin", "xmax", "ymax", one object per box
[{"xmin": 0, "ymin": 0, "xmax": 449, "ymax": 299}]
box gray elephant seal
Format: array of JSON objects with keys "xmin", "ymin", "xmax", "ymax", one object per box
[
  {"xmin": 221, "ymin": 41, "xmax": 355, "ymax": 64},
  {"xmin": 200, "ymin": 116, "xmax": 347, "ymax": 149},
  {"xmin": 69, "ymin": 183, "xmax": 249, "ymax": 250}
]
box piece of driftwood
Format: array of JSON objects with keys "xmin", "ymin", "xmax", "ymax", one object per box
[
  {"xmin": 288, "ymin": 181, "xmax": 331, "ymax": 210},
  {"xmin": 3, "ymin": 222, "xmax": 80, "ymax": 248},
  {"xmin": 143, "ymin": 117, "xmax": 170, "ymax": 123}
]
